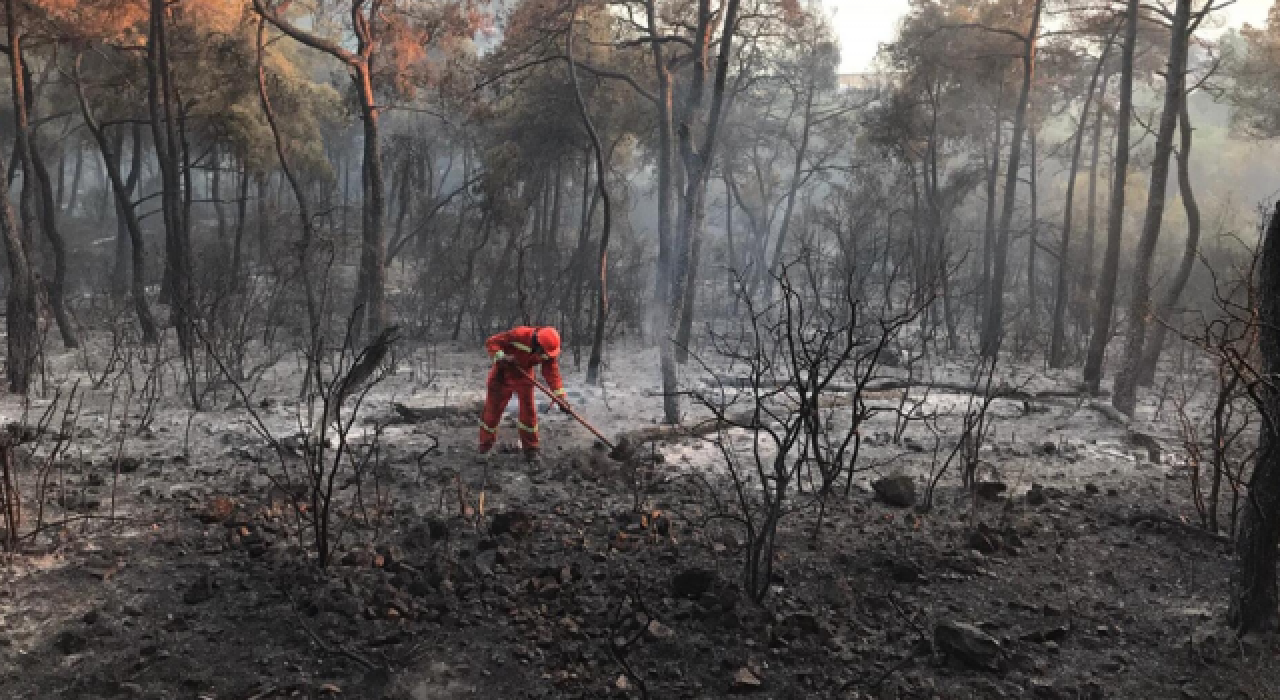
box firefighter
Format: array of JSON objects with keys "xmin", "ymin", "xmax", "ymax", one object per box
[{"xmin": 478, "ymin": 326, "xmax": 567, "ymax": 462}]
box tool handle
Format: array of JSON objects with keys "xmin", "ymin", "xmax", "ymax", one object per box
[{"xmin": 510, "ymin": 364, "xmax": 615, "ymax": 450}]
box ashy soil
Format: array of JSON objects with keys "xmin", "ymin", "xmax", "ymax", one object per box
[{"xmin": 0, "ymin": 338, "xmax": 1277, "ymax": 699}]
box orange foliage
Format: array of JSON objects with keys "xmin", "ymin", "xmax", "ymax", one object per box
[
  {"xmin": 179, "ymin": 0, "xmax": 251, "ymax": 35},
  {"xmin": 33, "ymin": 0, "xmax": 147, "ymax": 41}
]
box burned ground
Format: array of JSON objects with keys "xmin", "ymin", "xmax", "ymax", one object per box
[{"xmin": 0, "ymin": 342, "xmax": 1275, "ymax": 700}]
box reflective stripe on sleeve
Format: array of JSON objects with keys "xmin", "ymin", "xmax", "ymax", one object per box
[
  {"xmin": 511, "ymin": 342, "xmax": 532, "ymax": 353},
  {"xmin": 552, "ymin": 388, "xmax": 567, "ymax": 396}
]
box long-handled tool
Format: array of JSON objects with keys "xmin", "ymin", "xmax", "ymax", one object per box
[{"xmin": 510, "ymin": 364, "xmax": 634, "ymax": 460}]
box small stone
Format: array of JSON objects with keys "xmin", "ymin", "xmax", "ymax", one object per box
[
  {"xmin": 1084, "ymin": 483, "xmax": 1100, "ymax": 495},
  {"xmin": 935, "ymin": 621, "xmax": 1002, "ymax": 671},
  {"xmin": 730, "ymin": 667, "xmax": 762, "ymax": 692},
  {"xmin": 182, "ymin": 574, "xmax": 217, "ymax": 605},
  {"xmin": 1026, "ymin": 484, "xmax": 1048, "ymax": 506},
  {"xmin": 973, "ymin": 481, "xmax": 1007, "ymax": 502},
  {"xmin": 54, "ymin": 630, "xmax": 89, "ymax": 655},
  {"xmin": 490, "ymin": 511, "xmax": 534, "ymax": 539},
  {"xmin": 872, "ymin": 475, "xmax": 916, "ymax": 508},
  {"xmin": 341, "ymin": 550, "xmax": 374, "ymax": 568},
  {"xmin": 968, "ymin": 523, "xmax": 1002, "ymax": 554},
  {"xmin": 646, "ymin": 620, "xmax": 675, "ymax": 641},
  {"xmin": 672, "ymin": 568, "xmax": 717, "ymax": 599},
  {"xmin": 892, "ymin": 561, "xmax": 924, "ymax": 584}
]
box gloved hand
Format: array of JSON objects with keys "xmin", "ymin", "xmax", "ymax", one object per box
[{"xmin": 493, "ymin": 350, "xmax": 515, "ymax": 366}]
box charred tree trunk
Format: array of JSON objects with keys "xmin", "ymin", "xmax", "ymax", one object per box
[
  {"xmin": 566, "ymin": 3, "xmax": 613, "ymax": 385},
  {"xmin": 642, "ymin": 0, "xmax": 679, "ymax": 424},
  {"xmin": 670, "ymin": 0, "xmax": 742, "ymax": 372},
  {"xmin": 1137, "ymin": 100, "xmax": 1201, "ymax": 387},
  {"xmin": 1050, "ymin": 32, "xmax": 1115, "ymax": 368},
  {"xmin": 256, "ymin": 174, "xmax": 270, "ymax": 263},
  {"xmin": 73, "ymin": 56, "xmax": 159, "ymax": 344},
  {"xmin": 1083, "ymin": 0, "xmax": 1139, "ymax": 394},
  {"xmin": 257, "ymin": 20, "xmax": 319, "ymax": 353},
  {"xmin": 212, "ymin": 144, "xmax": 228, "ymax": 241},
  {"xmin": 1080, "ymin": 71, "xmax": 1112, "ymax": 333},
  {"xmin": 254, "ymin": 0, "xmax": 386, "ymax": 340},
  {"xmin": 66, "ymin": 144, "xmax": 83, "ymax": 216},
  {"xmin": 232, "ymin": 160, "xmax": 250, "ymax": 283},
  {"xmin": 981, "ymin": 90, "xmax": 1003, "ymax": 321},
  {"xmin": 6, "ymin": 10, "xmax": 78, "ymax": 349},
  {"xmin": 1229, "ymin": 201, "xmax": 1280, "ymax": 634},
  {"xmin": 148, "ymin": 0, "xmax": 196, "ymax": 371},
  {"xmin": 980, "ymin": 0, "xmax": 1042, "ymax": 358},
  {"xmin": 1112, "ymin": 0, "xmax": 1192, "ymax": 417},
  {"xmin": 0, "ymin": 147, "xmax": 37, "ymax": 393}
]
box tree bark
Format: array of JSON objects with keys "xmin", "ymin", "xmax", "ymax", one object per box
[
  {"xmin": 212, "ymin": 144, "xmax": 228, "ymax": 241},
  {"xmin": 1050, "ymin": 32, "xmax": 1115, "ymax": 368},
  {"xmin": 5, "ymin": 5, "xmax": 78, "ymax": 348},
  {"xmin": 1137, "ymin": 99, "xmax": 1201, "ymax": 387},
  {"xmin": 257, "ymin": 19, "xmax": 320, "ymax": 353},
  {"xmin": 73, "ymin": 57, "xmax": 159, "ymax": 344},
  {"xmin": 0, "ymin": 146, "xmax": 37, "ymax": 393},
  {"xmin": 566, "ymin": 2, "xmax": 613, "ymax": 386},
  {"xmin": 641, "ymin": 0, "xmax": 680, "ymax": 424},
  {"xmin": 1229, "ymin": 201, "xmax": 1280, "ymax": 634},
  {"xmin": 148, "ymin": 0, "xmax": 196, "ymax": 371},
  {"xmin": 66, "ymin": 144, "xmax": 83, "ymax": 216},
  {"xmin": 1083, "ymin": 0, "xmax": 1140, "ymax": 393},
  {"xmin": 670, "ymin": 0, "xmax": 742, "ymax": 371},
  {"xmin": 254, "ymin": 0, "xmax": 386, "ymax": 340},
  {"xmin": 232, "ymin": 160, "xmax": 250, "ymax": 283},
  {"xmin": 980, "ymin": 0, "xmax": 1042, "ymax": 358},
  {"xmin": 763, "ymin": 56, "xmax": 818, "ymax": 302},
  {"xmin": 981, "ymin": 89, "xmax": 1004, "ymax": 322},
  {"xmin": 1112, "ymin": 0, "xmax": 1192, "ymax": 416}
]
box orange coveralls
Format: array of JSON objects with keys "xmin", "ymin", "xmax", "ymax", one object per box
[{"xmin": 478, "ymin": 327, "xmax": 565, "ymax": 451}]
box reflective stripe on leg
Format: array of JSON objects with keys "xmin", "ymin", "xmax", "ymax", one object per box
[
  {"xmin": 479, "ymin": 421, "xmax": 498, "ymax": 434},
  {"xmin": 517, "ymin": 420, "xmax": 538, "ymax": 434}
]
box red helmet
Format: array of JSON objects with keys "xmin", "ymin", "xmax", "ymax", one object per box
[{"xmin": 535, "ymin": 327, "xmax": 561, "ymax": 358}]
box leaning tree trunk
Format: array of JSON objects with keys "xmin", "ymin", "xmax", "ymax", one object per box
[
  {"xmin": 66, "ymin": 145, "xmax": 83, "ymax": 215},
  {"xmin": 1083, "ymin": 0, "xmax": 1139, "ymax": 394},
  {"xmin": 979, "ymin": 0, "xmax": 1042, "ymax": 358},
  {"xmin": 642, "ymin": 0, "xmax": 679, "ymax": 424},
  {"xmin": 1112, "ymin": 0, "xmax": 1192, "ymax": 417},
  {"xmin": 0, "ymin": 148, "xmax": 37, "ymax": 394},
  {"xmin": 1079, "ymin": 71, "xmax": 1111, "ymax": 336},
  {"xmin": 6, "ymin": 4, "xmax": 78, "ymax": 349},
  {"xmin": 257, "ymin": 19, "xmax": 320, "ymax": 371},
  {"xmin": 566, "ymin": 1, "xmax": 613, "ymax": 386},
  {"xmin": 1229, "ymin": 200, "xmax": 1280, "ymax": 634},
  {"xmin": 352, "ymin": 69, "xmax": 386, "ymax": 340},
  {"xmin": 980, "ymin": 91, "xmax": 1003, "ymax": 323},
  {"xmin": 232, "ymin": 161, "xmax": 250, "ymax": 284},
  {"xmin": 73, "ymin": 55, "xmax": 159, "ymax": 344},
  {"xmin": 148, "ymin": 0, "xmax": 195, "ymax": 366},
  {"xmin": 1050, "ymin": 31, "xmax": 1115, "ymax": 368},
  {"xmin": 1137, "ymin": 99, "xmax": 1201, "ymax": 387}
]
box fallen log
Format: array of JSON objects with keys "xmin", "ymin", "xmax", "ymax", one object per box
[
  {"xmin": 1115, "ymin": 511, "xmax": 1231, "ymax": 544},
  {"xmin": 709, "ymin": 374, "xmax": 1106, "ymax": 403},
  {"xmin": 392, "ymin": 401, "xmax": 485, "ymax": 424}
]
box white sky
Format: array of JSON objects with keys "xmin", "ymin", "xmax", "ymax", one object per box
[{"xmin": 823, "ymin": 0, "xmax": 1276, "ymax": 72}]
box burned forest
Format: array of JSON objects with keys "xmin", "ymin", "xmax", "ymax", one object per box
[{"xmin": 4, "ymin": 0, "xmax": 1280, "ymax": 697}]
